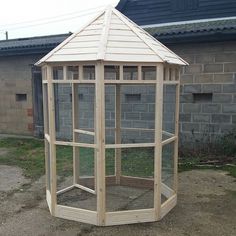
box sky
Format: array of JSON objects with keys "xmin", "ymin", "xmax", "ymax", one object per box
[{"xmin": 0, "ymin": 0, "xmax": 119, "ymax": 40}]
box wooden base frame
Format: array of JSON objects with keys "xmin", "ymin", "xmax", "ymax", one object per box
[{"xmin": 43, "ymin": 63, "xmax": 180, "ymax": 226}]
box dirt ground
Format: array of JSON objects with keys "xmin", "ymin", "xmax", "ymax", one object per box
[{"xmin": 0, "ymin": 163, "xmax": 236, "ymax": 236}]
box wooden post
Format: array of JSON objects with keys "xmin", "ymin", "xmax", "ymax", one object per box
[
  {"xmin": 95, "ymin": 61, "xmax": 106, "ymax": 225},
  {"xmin": 115, "ymin": 83, "xmax": 121, "ymax": 184},
  {"xmin": 47, "ymin": 65, "xmax": 57, "ymax": 215},
  {"xmin": 72, "ymin": 81, "xmax": 80, "ymax": 184},
  {"xmin": 154, "ymin": 64, "xmax": 164, "ymax": 221},
  {"xmin": 173, "ymin": 67, "xmax": 180, "ymax": 192}
]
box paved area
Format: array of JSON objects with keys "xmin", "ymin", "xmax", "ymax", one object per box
[{"xmin": 0, "ymin": 166, "xmax": 236, "ymax": 236}]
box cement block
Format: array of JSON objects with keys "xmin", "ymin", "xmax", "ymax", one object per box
[
  {"xmin": 182, "ymin": 122, "xmax": 200, "ymax": 132},
  {"xmin": 125, "ymin": 112, "xmax": 140, "ymax": 120},
  {"xmin": 194, "ymin": 74, "xmax": 213, "ymax": 83},
  {"xmin": 215, "ymin": 53, "xmax": 236, "ymax": 62},
  {"xmin": 180, "ymin": 74, "xmax": 194, "ymax": 84},
  {"xmin": 202, "ymin": 104, "xmax": 221, "ymax": 113},
  {"xmin": 192, "ymin": 114, "xmax": 210, "ymax": 123},
  {"xmin": 195, "ymin": 54, "xmax": 214, "ymax": 63},
  {"xmin": 224, "ymin": 63, "xmax": 236, "ymax": 72},
  {"xmin": 202, "ymin": 84, "xmax": 221, "ymax": 93},
  {"xmin": 184, "ymin": 84, "xmax": 201, "ymax": 93},
  {"xmin": 185, "ymin": 64, "xmax": 202, "ymax": 74},
  {"xmin": 222, "ymin": 84, "xmax": 236, "ymax": 93},
  {"xmin": 179, "ymin": 113, "xmax": 191, "ymax": 122},
  {"xmin": 183, "ymin": 104, "xmax": 201, "ymax": 113},
  {"xmin": 204, "ymin": 64, "xmax": 223, "ymax": 73},
  {"xmin": 222, "ymin": 104, "xmax": 236, "ymax": 113},
  {"xmin": 214, "ymin": 73, "xmax": 234, "ymax": 83},
  {"xmin": 212, "ymin": 94, "xmax": 232, "ymax": 103},
  {"xmin": 212, "ymin": 114, "xmax": 231, "ymax": 123}
]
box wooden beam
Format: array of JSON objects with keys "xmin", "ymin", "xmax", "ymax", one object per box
[
  {"xmin": 105, "ymin": 143, "xmax": 155, "ymax": 149},
  {"xmin": 154, "ymin": 63, "xmax": 164, "ymax": 221},
  {"xmin": 72, "ymin": 82, "xmax": 80, "ymax": 185},
  {"xmin": 174, "ymin": 70, "xmax": 180, "ymax": 192},
  {"xmin": 74, "ymin": 129, "xmax": 95, "ymax": 136},
  {"xmin": 95, "ymin": 61, "xmax": 106, "ymax": 226},
  {"xmin": 115, "ymin": 83, "xmax": 121, "ymax": 184},
  {"xmin": 47, "ymin": 65, "xmax": 57, "ymax": 215}
]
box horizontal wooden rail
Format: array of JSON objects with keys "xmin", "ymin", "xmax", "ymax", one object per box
[{"xmin": 74, "ymin": 129, "xmax": 95, "ymax": 136}]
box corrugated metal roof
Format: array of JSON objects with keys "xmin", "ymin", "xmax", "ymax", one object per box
[
  {"xmin": 0, "ymin": 34, "xmax": 70, "ymax": 52},
  {"xmin": 117, "ymin": 0, "xmax": 236, "ymax": 26},
  {"xmin": 145, "ymin": 18, "xmax": 236, "ymax": 37},
  {"xmin": 37, "ymin": 6, "xmax": 187, "ymax": 65}
]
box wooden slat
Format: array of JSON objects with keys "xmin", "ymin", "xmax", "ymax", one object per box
[
  {"xmin": 74, "ymin": 184, "xmax": 96, "ymax": 195},
  {"xmin": 174, "ymin": 75, "xmax": 180, "ymax": 192},
  {"xmin": 74, "ymin": 129, "xmax": 95, "ymax": 136},
  {"xmin": 107, "ymin": 41, "xmax": 148, "ymax": 48},
  {"xmin": 154, "ymin": 64, "xmax": 164, "ymax": 221},
  {"xmin": 106, "ymin": 47, "xmax": 156, "ymax": 55},
  {"xmin": 105, "ymin": 54, "xmax": 162, "ymax": 62},
  {"xmin": 56, "ymin": 205, "xmax": 97, "ymax": 225},
  {"xmin": 47, "ymin": 65, "xmax": 57, "ymax": 215},
  {"xmin": 56, "ymin": 185, "xmax": 74, "ymax": 195},
  {"xmin": 47, "ymin": 54, "xmax": 98, "ymax": 62},
  {"xmin": 106, "ymin": 209, "xmax": 155, "ymax": 226},
  {"xmin": 55, "ymin": 140, "xmax": 96, "ymax": 148},
  {"xmin": 162, "ymin": 136, "xmax": 177, "ymax": 146},
  {"xmin": 115, "ymin": 84, "xmax": 121, "ymax": 184},
  {"xmin": 105, "ymin": 143, "xmax": 155, "ymax": 148},
  {"xmin": 160, "ymin": 194, "xmax": 177, "ymax": 219},
  {"xmin": 95, "ymin": 61, "xmax": 106, "ymax": 226},
  {"xmin": 161, "ymin": 183, "xmax": 175, "ymax": 199},
  {"xmin": 54, "ymin": 48, "xmax": 99, "ymax": 55}
]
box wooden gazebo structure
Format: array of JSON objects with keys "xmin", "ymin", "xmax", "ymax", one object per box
[{"xmin": 36, "ymin": 6, "xmax": 187, "ymax": 226}]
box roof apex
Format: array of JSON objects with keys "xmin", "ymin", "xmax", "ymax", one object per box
[{"xmin": 36, "ymin": 6, "xmax": 187, "ymax": 66}]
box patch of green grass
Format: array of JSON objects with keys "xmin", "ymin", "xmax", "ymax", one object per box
[
  {"xmin": 0, "ymin": 138, "xmax": 45, "ymax": 179},
  {"xmin": 0, "ymin": 138, "xmax": 155, "ymax": 180},
  {"xmin": 0, "ymin": 137, "xmax": 235, "ymax": 181}
]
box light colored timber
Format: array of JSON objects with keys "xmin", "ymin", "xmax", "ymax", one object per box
[
  {"xmin": 115, "ymin": 84, "xmax": 121, "ymax": 184},
  {"xmin": 154, "ymin": 63, "xmax": 164, "ymax": 221},
  {"xmin": 74, "ymin": 184, "xmax": 96, "ymax": 195},
  {"xmin": 161, "ymin": 136, "xmax": 177, "ymax": 146},
  {"xmin": 174, "ymin": 74, "xmax": 180, "ymax": 192},
  {"xmin": 72, "ymin": 83, "xmax": 80, "ymax": 185},
  {"xmin": 47, "ymin": 65, "xmax": 57, "ymax": 215},
  {"xmin": 74, "ymin": 129, "xmax": 95, "ymax": 136},
  {"xmin": 56, "ymin": 205, "xmax": 97, "ymax": 225},
  {"xmin": 161, "ymin": 183, "xmax": 175, "ymax": 199},
  {"xmin": 55, "ymin": 141, "xmax": 96, "ymax": 148},
  {"xmin": 161, "ymin": 194, "xmax": 177, "ymax": 219},
  {"xmin": 95, "ymin": 61, "xmax": 106, "ymax": 226},
  {"xmin": 46, "ymin": 190, "xmax": 52, "ymax": 213},
  {"xmin": 106, "ymin": 209, "xmax": 156, "ymax": 226},
  {"xmin": 57, "ymin": 185, "xmax": 75, "ymax": 195},
  {"xmin": 105, "ymin": 143, "xmax": 155, "ymax": 149},
  {"xmin": 162, "ymin": 130, "xmax": 174, "ymax": 137}
]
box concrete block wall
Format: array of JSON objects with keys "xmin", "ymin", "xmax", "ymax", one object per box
[
  {"xmin": 0, "ymin": 55, "xmax": 42, "ymax": 135},
  {"xmin": 54, "ymin": 82, "xmax": 176, "ymax": 144},
  {"xmin": 169, "ymin": 41, "xmax": 236, "ymax": 147}
]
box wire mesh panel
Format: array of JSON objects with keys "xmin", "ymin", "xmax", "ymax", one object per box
[
  {"xmin": 54, "ymin": 84, "xmax": 73, "ymax": 141},
  {"xmin": 163, "ymin": 84, "xmax": 177, "ymax": 140},
  {"xmin": 162, "ymin": 142, "xmax": 175, "ymax": 203},
  {"xmin": 105, "ymin": 147, "xmax": 154, "ymax": 212}
]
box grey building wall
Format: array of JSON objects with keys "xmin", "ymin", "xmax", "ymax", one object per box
[
  {"xmin": 0, "ymin": 55, "xmax": 42, "ymax": 135},
  {"xmin": 169, "ymin": 40, "xmax": 236, "ymax": 147}
]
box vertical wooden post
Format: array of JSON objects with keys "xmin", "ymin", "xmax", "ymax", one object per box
[
  {"xmin": 72, "ymin": 81, "xmax": 80, "ymax": 184},
  {"xmin": 95, "ymin": 61, "xmax": 106, "ymax": 225},
  {"xmin": 47, "ymin": 65, "xmax": 57, "ymax": 215},
  {"xmin": 154, "ymin": 63, "xmax": 164, "ymax": 221},
  {"xmin": 115, "ymin": 83, "xmax": 121, "ymax": 184},
  {"xmin": 173, "ymin": 67, "xmax": 180, "ymax": 192}
]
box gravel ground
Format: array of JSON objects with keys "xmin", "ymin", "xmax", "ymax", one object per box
[{"xmin": 0, "ymin": 164, "xmax": 235, "ymax": 236}]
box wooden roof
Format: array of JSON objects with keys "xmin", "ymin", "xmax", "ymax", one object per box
[{"xmin": 36, "ymin": 6, "xmax": 187, "ymax": 65}]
